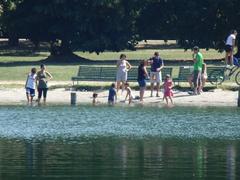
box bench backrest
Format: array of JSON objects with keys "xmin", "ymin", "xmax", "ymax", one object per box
[
  {"xmin": 177, "ymin": 66, "xmax": 192, "ymax": 81},
  {"xmin": 75, "ymin": 66, "xmax": 173, "ymax": 81}
]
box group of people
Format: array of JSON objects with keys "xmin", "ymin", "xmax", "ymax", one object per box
[
  {"xmin": 103, "ymin": 51, "xmax": 174, "ymax": 106},
  {"xmin": 26, "ymin": 30, "xmax": 239, "ymax": 106},
  {"xmin": 25, "ymin": 64, "xmax": 52, "ymax": 104}
]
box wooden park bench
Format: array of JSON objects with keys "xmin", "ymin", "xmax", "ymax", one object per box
[
  {"xmin": 173, "ymin": 66, "xmax": 226, "ymax": 85},
  {"xmin": 71, "ymin": 65, "xmax": 173, "ymax": 85},
  {"xmin": 173, "ymin": 66, "xmax": 192, "ymax": 85}
]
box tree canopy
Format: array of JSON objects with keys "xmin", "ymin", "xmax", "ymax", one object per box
[{"xmin": 1, "ymin": 0, "xmax": 240, "ymax": 57}]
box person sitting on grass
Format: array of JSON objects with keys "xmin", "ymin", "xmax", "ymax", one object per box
[
  {"xmin": 124, "ymin": 82, "xmax": 133, "ymax": 104},
  {"xmin": 25, "ymin": 67, "xmax": 37, "ymax": 104},
  {"xmin": 162, "ymin": 74, "xmax": 174, "ymax": 105},
  {"xmin": 108, "ymin": 83, "xmax": 117, "ymax": 105}
]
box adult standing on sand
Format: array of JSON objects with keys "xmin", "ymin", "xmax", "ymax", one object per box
[
  {"xmin": 116, "ymin": 54, "xmax": 132, "ymax": 93},
  {"xmin": 137, "ymin": 60, "xmax": 149, "ymax": 102},
  {"xmin": 148, "ymin": 52, "xmax": 164, "ymax": 97},
  {"xmin": 36, "ymin": 64, "xmax": 53, "ymax": 104},
  {"xmin": 225, "ymin": 30, "xmax": 237, "ymax": 65},
  {"xmin": 192, "ymin": 46, "xmax": 203, "ymax": 95}
]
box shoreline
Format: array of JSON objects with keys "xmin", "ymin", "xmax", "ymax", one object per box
[{"xmin": 0, "ymin": 87, "xmax": 238, "ymax": 107}]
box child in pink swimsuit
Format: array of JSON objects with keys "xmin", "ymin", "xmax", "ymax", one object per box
[{"xmin": 163, "ymin": 74, "xmax": 173, "ymax": 105}]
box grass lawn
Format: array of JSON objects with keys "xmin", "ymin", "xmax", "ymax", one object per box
[
  {"xmin": 0, "ymin": 65, "xmax": 79, "ymax": 81},
  {"xmin": 77, "ymin": 49, "xmax": 223, "ymax": 60},
  {"xmin": 0, "ymin": 48, "xmax": 223, "ymax": 64},
  {"xmin": 0, "ymin": 48, "xmax": 224, "ymax": 82}
]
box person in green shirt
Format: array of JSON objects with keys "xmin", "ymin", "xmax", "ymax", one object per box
[{"xmin": 192, "ymin": 46, "xmax": 203, "ymax": 95}]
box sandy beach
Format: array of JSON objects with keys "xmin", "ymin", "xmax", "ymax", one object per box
[{"xmin": 0, "ymin": 81, "xmax": 238, "ymax": 106}]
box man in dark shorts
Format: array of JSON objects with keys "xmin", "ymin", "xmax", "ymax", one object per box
[
  {"xmin": 225, "ymin": 30, "xmax": 237, "ymax": 65},
  {"xmin": 148, "ymin": 52, "xmax": 164, "ymax": 97}
]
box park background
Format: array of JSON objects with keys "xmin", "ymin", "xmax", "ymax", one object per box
[{"xmin": 0, "ymin": 0, "xmax": 239, "ymax": 89}]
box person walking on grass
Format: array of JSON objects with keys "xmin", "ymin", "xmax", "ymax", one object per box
[
  {"xmin": 225, "ymin": 30, "xmax": 237, "ymax": 65},
  {"xmin": 36, "ymin": 64, "xmax": 53, "ymax": 104},
  {"xmin": 25, "ymin": 67, "xmax": 37, "ymax": 104},
  {"xmin": 137, "ymin": 60, "xmax": 149, "ymax": 102},
  {"xmin": 192, "ymin": 46, "xmax": 203, "ymax": 95},
  {"xmin": 163, "ymin": 74, "xmax": 174, "ymax": 105},
  {"xmin": 108, "ymin": 83, "xmax": 117, "ymax": 105},
  {"xmin": 116, "ymin": 54, "xmax": 132, "ymax": 93},
  {"xmin": 148, "ymin": 52, "xmax": 164, "ymax": 97}
]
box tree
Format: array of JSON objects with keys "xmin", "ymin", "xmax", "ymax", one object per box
[
  {"xmin": 137, "ymin": 0, "xmax": 240, "ymax": 54},
  {"xmin": 0, "ymin": 0, "xmax": 22, "ymax": 46},
  {"xmin": 8, "ymin": 0, "xmax": 140, "ymax": 57}
]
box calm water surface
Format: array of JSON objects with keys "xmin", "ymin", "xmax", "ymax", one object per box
[{"xmin": 0, "ymin": 105, "xmax": 239, "ymax": 179}]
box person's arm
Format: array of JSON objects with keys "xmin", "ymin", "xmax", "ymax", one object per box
[
  {"xmin": 46, "ymin": 71, "xmax": 53, "ymax": 80},
  {"xmin": 126, "ymin": 61, "xmax": 132, "ymax": 70},
  {"xmin": 114, "ymin": 90, "xmax": 117, "ymax": 102},
  {"xmin": 116, "ymin": 60, "xmax": 121, "ymax": 68},
  {"xmin": 147, "ymin": 58, "xmax": 153, "ymax": 65},
  {"xmin": 157, "ymin": 59, "xmax": 164, "ymax": 72},
  {"xmin": 25, "ymin": 75, "xmax": 29, "ymax": 88},
  {"xmin": 143, "ymin": 67, "xmax": 149, "ymax": 79},
  {"xmin": 192, "ymin": 53, "xmax": 197, "ymax": 63}
]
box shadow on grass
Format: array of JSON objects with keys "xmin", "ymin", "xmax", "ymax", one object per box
[
  {"xmin": 0, "ymin": 51, "xmax": 225, "ymax": 67},
  {"xmin": 0, "ymin": 50, "xmax": 48, "ymax": 57}
]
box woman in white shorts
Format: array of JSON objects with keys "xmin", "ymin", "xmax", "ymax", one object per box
[{"xmin": 116, "ymin": 54, "xmax": 132, "ymax": 92}]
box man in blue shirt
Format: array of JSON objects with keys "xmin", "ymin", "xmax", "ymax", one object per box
[{"xmin": 148, "ymin": 52, "xmax": 164, "ymax": 97}]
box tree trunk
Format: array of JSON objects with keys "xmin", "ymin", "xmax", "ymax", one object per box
[
  {"xmin": 49, "ymin": 39, "xmax": 72, "ymax": 56},
  {"xmin": 8, "ymin": 37, "xmax": 19, "ymax": 47},
  {"xmin": 59, "ymin": 40, "xmax": 72, "ymax": 55}
]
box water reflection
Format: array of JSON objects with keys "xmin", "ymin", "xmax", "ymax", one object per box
[{"xmin": 0, "ymin": 138, "xmax": 238, "ymax": 179}]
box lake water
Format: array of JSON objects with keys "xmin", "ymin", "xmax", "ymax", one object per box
[{"xmin": 0, "ymin": 105, "xmax": 239, "ymax": 179}]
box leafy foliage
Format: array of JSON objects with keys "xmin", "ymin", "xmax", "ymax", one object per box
[{"xmin": 1, "ymin": 0, "xmax": 240, "ymax": 56}]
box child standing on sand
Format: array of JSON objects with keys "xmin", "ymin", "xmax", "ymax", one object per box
[
  {"xmin": 124, "ymin": 82, "xmax": 133, "ymax": 104},
  {"xmin": 25, "ymin": 67, "xmax": 37, "ymax": 104},
  {"xmin": 108, "ymin": 83, "xmax": 117, "ymax": 105},
  {"xmin": 163, "ymin": 74, "xmax": 174, "ymax": 105}
]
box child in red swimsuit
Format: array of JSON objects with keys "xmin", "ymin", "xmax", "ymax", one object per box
[{"xmin": 163, "ymin": 74, "xmax": 174, "ymax": 105}]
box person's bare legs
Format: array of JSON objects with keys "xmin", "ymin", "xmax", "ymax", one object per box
[
  {"xmin": 117, "ymin": 81, "xmax": 121, "ymax": 92},
  {"xmin": 121, "ymin": 81, "xmax": 125, "ymax": 93},
  {"xmin": 140, "ymin": 87, "xmax": 145, "ymax": 101},
  {"xmin": 150, "ymin": 83, "xmax": 154, "ymax": 97},
  {"xmin": 169, "ymin": 96, "xmax": 173, "ymax": 104},
  {"xmin": 225, "ymin": 52, "xmax": 229, "ymax": 65},
  {"xmin": 30, "ymin": 96, "xmax": 34, "ymax": 104},
  {"xmin": 156, "ymin": 82, "xmax": 160, "ymax": 97},
  {"xmin": 26, "ymin": 94, "xmax": 30, "ymax": 104},
  {"xmin": 188, "ymin": 75, "xmax": 193, "ymax": 89},
  {"xmin": 165, "ymin": 97, "xmax": 169, "ymax": 105}
]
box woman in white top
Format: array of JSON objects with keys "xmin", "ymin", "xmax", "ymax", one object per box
[
  {"xmin": 225, "ymin": 30, "xmax": 237, "ymax": 65},
  {"xmin": 116, "ymin": 54, "xmax": 132, "ymax": 92},
  {"xmin": 25, "ymin": 67, "xmax": 37, "ymax": 104}
]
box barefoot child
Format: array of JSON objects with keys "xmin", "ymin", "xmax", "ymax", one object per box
[
  {"xmin": 25, "ymin": 68, "xmax": 37, "ymax": 104},
  {"xmin": 108, "ymin": 83, "xmax": 117, "ymax": 105},
  {"xmin": 124, "ymin": 82, "xmax": 133, "ymax": 104},
  {"xmin": 163, "ymin": 74, "xmax": 174, "ymax": 105}
]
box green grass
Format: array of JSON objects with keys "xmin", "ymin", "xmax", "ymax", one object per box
[
  {"xmin": 0, "ymin": 49, "xmax": 223, "ymax": 64},
  {"xmin": 0, "ymin": 48, "xmax": 225, "ymax": 82},
  {"xmin": 0, "ymin": 65, "xmax": 79, "ymax": 81},
  {"xmin": 0, "ymin": 51, "xmax": 49, "ymax": 63},
  {"xmin": 76, "ymin": 49, "xmax": 223, "ymax": 61}
]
